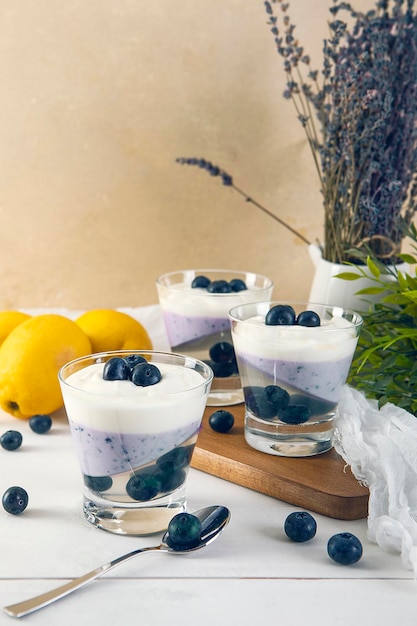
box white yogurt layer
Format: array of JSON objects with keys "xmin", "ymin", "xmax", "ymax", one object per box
[
  {"xmin": 232, "ymin": 314, "xmax": 359, "ymax": 362},
  {"xmin": 61, "ymin": 361, "xmax": 208, "ymax": 434},
  {"xmin": 158, "ymin": 281, "xmax": 270, "ymax": 317}
]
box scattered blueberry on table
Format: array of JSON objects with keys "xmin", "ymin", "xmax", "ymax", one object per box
[
  {"xmin": 0, "ymin": 430, "xmax": 23, "ymax": 450},
  {"xmin": 29, "ymin": 414, "xmax": 52, "ymax": 434},
  {"xmin": 2, "ymin": 486, "xmax": 29, "ymax": 515},
  {"xmin": 327, "ymin": 532, "xmax": 363, "ymax": 565},
  {"xmin": 209, "ymin": 410, "xmax": 235, "ymax": 433},
  {"xmin": 283, "ymin": 512, "xmax": 363, "ymax": 565},
  {"xmin": 284, "ymin": 511, "xmax": 317, "ymax": 542}
]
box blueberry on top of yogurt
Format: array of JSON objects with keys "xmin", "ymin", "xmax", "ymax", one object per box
[
  {"xmin": 103, "ymin": 357, "xmax": 131, "ymax": 381},
  {"xmin": 103, "ymin": 355, "xmax": 162, "ymax": 387},
  {"xmin": 190, "ymin": 276, "xmax": 248, "ymax": 293},
  {"xmin": 124, "ymin": 354, "xmax": 147, "ymax": 368},
  {"xmin": 229, "ymin": 278, "xmax": 247, "ymax": 292},
  {"xmin": 191, "ymin": 275, "xmax": 211, "ymax": 289},
  {"xmin": 296, "ymin": 310, "xmax": 321, "ymax": 327},
  {"xmin": 131, "ymin": 363, "xmax": 162, "ymax": 387},
  {"xmin": 265, "ymin": 305, "xmax": 296, "ymax": 325},
  {"xmin": 265, "ymin": 305, "xmax": 321, "ymax": 327},
  {"xmin": 207, "ymin": 280, "xmax": 232, "ymax": 293}
]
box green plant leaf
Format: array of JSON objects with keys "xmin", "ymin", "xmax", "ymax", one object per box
[
  {"xmin": 398, "ymin": 253, "xmax": 417, "ymax": 264},
  {"xmin": 366, "ymin": 257, "xmax": 381, "ymax": 278},
  {"xmin": 335, "ymin": 271, "xmax": 363, "ymax": 281},
  {"xmin": 355, "ymin": 286, "xmax": 387, "ymax": 295}
]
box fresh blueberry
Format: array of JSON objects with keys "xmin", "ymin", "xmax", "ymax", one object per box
[
  {"xmin": 209, "ymin": 341, "xmax": 235, "ymax": 364},
  {"xmin": 124, "ymin": 354, "xmax": 147, "ymax": 368},
  {"xmin": 284, "ymin": 511, "xmax": 317, "ymax": 542},
  {"xmin": 84, "ymin": 475, "xmax": 113, "ymax": 492},
  {"xmin": 244, "ymin": 386, "xmax": 277, "ymax": 420},
  {"xmin": 204, "ymin": 359, "xmax": 237, "ymax": 378},
  {"xmin": 289, "ymin": 394, "xmax": 336, "ymax": 417},
  {"xmin": 279, "ymin": 404, "xmax": 312, "ymax": 424},
  {"xmin": 229, "ymin": 278, "xmax": 247, "ymax": 292},
  {"xmin": 131, "ymin": 362, "xmax": 162, "ymax": 386},
  {"xmin": 0, "ymin": 430, "xmax": 23, "ymax": 451},
  {"xmin": 207, "ymin": 280, "xmax": 232, "ymax": 293},
  {"xmin": 157, "ymin": 467, "xmax": 187, "ymax": 494},
  {"xmin": 29, "ymin": 414, "xmax": 52, "ymax": 434},
  {"xmin": 167, "ymin": 512, "xmax": 202, "ymax": 550},
  {"xmin": 296, "ymin": 310, "xmax": 321, "ymax": 327},
  {"xmin": 265, "ymin": 305, "xmax": 296, "ymax": 325},
  {"xmin": 103, "ymin": 357, "xmax": 131, "ymax": 381},
  {"xmin": 209, "ymin": 409, "xmax": 235, "ymax": 433},
  {"xmin": 2, "ymin": 486, "xmax": 29, "ymax": 515},
  {"xmin": 265, "ymin": 385, "xmax": 290, "ymax": 414},
  {"xmin": 191, "ymin": 275, "xmax": 211, "ymax": 289},
  {"xmin": 157, "ymin": 446, "xmax": 193, "ymax": 472},
  {"xmin": 327, "ymin": 532, "xmax": 363, "ymax": 565},
  {"xmin": 126, "ymin": 471, "xmax": 162, "ymax": 500}
]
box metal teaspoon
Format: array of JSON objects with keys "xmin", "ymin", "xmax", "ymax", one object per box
[{"xmin": 4, "ymin": 504, "xmax": 231, "ymax": 619}]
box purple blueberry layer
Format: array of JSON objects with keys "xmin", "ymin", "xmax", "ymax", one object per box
[
  {"xmin": 237, "ymin": 353, "xmax": 354, "ymax": 403},
  {"xmin": 69, "ymin": 420, "xmax": 200, "ymax": 476},
  {"xmin": 162, "ymin": 311, "xmax": 230, "ymax": 347}
]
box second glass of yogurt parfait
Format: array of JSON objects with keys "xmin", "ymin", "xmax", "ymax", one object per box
[
  {"xmin": 59, "ymin": 350, "xmax": 213, "ymax": 536},
  {"xmin": 156, "ymin": 269, "xmax": 273, "ymax": 406},
  {"xmin": 229, "ymin": 301, "xmax": 362, "ymax": 457}
]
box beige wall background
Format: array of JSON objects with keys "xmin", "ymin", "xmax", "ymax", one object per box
[{"xmin": 0, "ymin": 0, "xmax": 374, "ymax": 310}]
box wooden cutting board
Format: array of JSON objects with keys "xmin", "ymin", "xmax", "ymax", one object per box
[{"xmin": 191, "ymin": 403, "xmax": 369, "ymax": 521}]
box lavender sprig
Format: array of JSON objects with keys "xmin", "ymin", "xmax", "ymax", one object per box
[{"xmin": 176, "ymin": 157, "xmax": 311, "ymax": 246}]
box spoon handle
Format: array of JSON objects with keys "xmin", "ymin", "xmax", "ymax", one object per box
[{"xmin": 4, "ymin": 545, "xmax": 161, "ymax": 618}]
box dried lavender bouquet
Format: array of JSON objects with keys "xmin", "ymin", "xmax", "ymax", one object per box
[
  {"xmin": 269, "ymin": 0, "xmax": 417, "ymax": 263},
  {"xmin": 178, "ymin": 0, "xmax": 417, "ymax": 264}
]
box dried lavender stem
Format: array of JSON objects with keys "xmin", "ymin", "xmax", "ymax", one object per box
[{"xmin": 231, "ymin": 184, "xmax": 311, "ymax": 246}]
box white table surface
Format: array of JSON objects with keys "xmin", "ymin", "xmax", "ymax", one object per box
[{"xmin": 0, "ymin": 307, "xmax": 416, "ymax": 625}]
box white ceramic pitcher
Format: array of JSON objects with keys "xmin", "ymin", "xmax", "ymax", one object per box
[{"xmin": 307, "ymin": 244, "xmax": 406, "ymax": 312}]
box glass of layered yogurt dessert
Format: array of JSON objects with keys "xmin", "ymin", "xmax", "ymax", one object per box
[
  {"xmin": 156, "ymin": 269, "xmax": 273, "ymax": 406},
  {"xmin": 59, "ymin": 350, "xmax": 213, "ymax": 535},
  {"xmin": 229, "ymin": 301, "xmax": 362, "ymax": 457}
]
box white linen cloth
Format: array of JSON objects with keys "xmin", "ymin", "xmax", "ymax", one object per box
[{"xmin": 334, "ymin": 386, "xmax": 417, "ymax": 575}]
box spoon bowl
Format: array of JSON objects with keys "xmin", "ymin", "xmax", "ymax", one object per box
[
  {"xmin": 4, "ymin": 505, "xmax": 231, "ymax": 619},
  {"xmin": 162, "ymin": 504, "xmax": 230, "ymax": 552}
]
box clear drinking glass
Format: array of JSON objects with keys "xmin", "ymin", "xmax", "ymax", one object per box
[
  {"xmin": 229, "ymin": 301, "xmax": 362, "ymax": 457},
  {"xmin": 59, "ymin": 350, "xmax": 213, "ymax": 535},
  {"xmin": 156, "ymin": 269, "xmax": 273, "ymax": 406}
]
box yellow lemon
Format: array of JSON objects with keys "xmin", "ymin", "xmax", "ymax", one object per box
[
  {"xmin": 75, "ymin": 309, "xmax": 153, "ymax": 353},
  {"xmin": 0, "ymin": 311, "xmax": 32, "ymax": 346},
  {"xmin": 0, "ymin": 314, "xmax": 92, "ymax": 419}
]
